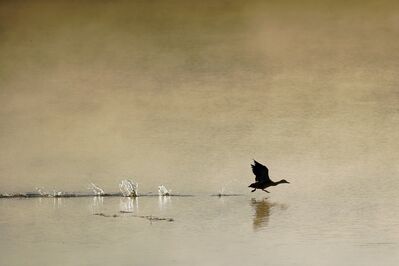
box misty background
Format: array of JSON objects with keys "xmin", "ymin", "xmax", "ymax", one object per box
[{"xmin": 0, "ymin": 0, "xmax": 398, "ymax": 195}]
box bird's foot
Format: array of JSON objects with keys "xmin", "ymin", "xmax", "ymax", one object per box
[{"xmin": 262, "ymin": 189, "xmax": 270, "ymax": 193}]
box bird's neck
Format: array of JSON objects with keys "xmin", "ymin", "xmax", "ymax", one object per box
[{"xmin": 273, "ymin": 179, "xmax": 285, "ymax": 185}]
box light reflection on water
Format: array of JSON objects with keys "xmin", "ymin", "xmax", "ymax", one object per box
[
  {"xmin": 119, "ymin": 197, "xmax": 139, "ymax": 213},
  {"xmin": 158, "ymin": 195, "xmax": 171, "ymax": 210},
  {"xmin": 90, "ymin": 196, "xmax": 104, "ymax": 213},
  {"xmin": 52, "ymin": 197, "xmax": 63, "ymax": 209}
]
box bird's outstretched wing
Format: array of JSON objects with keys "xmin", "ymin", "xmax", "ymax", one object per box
[{"xmin": 251, "ymin": 160, "xmax": 270, "ymax": 182}]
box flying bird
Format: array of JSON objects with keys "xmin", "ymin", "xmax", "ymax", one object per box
[{"xmin": 249, "ymin": 160, "xmax": 289, "ymax": 193}]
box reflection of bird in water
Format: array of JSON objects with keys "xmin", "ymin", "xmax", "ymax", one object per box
[
  {"xmin": 249, "ymin": 160, "xmax": 289, "ymax": 193},
  {"xmin": 251, "ymin": 198, "xmax": 271, "ymax": 230},
  {"xmin": 251, "ymin": 198, "xmax": 288, "ymax": 231}
]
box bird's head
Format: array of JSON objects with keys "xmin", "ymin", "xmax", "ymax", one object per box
[{"xmin": 279, "ymin": 179, "xmax": 290, "ymax": 184}]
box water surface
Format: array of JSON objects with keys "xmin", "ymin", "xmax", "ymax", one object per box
[{"xmin": 1, "ymin": 192, "xmax": 398, "ymax": 266}]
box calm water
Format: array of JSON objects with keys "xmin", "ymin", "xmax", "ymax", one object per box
[{"xmin": 1, "ymin": 191, "xmax": 398, "ymax": 266}]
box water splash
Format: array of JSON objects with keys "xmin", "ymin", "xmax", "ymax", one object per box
[
  {"xmin": 158, "ymin": 185, "xmax": 171, "ymax": 196},
  {"xmin": 35, "ymin": 187, "xmax": 49, "ymax": 196},
  {"xmin": 119, "ymin": 179, "xmax": 138, "ymax": 197},
  {"xmin": 52, "ymin": 189, "xmax": 64, "ymax": 197},
  {"xmin": 36, "ymin": 187, "xmax": 65, "ymax": 197},
  {"xmin": 88, "ymin": 183, "xmax": 105, "ymax": 196}
]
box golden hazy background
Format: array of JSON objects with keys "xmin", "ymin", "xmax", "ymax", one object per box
[{"xmin": 1, "ymin": 0, "xmax": 398, "ymax": 194}]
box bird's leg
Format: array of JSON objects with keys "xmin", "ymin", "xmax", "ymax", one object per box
[
  {"xmin": 251, "ymin": 188, "xmax": 256, "ymax": 192},
  {"xmin": 262, "ymin": 189, "xmax": 270, "ymax": 193}
]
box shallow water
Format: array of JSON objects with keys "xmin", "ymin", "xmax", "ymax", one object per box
[{"xmin": 1, "ymin": 193, "xmax": 398, "ymax": 266}]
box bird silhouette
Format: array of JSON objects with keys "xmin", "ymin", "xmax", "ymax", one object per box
[{"xmin": 248, "ymin": 160, "xmax": 289, "ymax": 193}]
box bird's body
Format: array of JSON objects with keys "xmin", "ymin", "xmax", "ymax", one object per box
[{"xmin": 249, "ymin": 160, "xmax": 289, "ymax": 193}]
